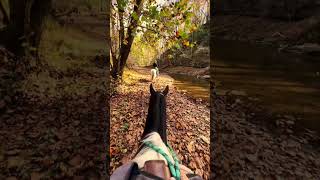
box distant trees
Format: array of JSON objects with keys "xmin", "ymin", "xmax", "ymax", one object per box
[{"xmin": 111, "ymin": 0, "xmax": 196, "ymax": 80}]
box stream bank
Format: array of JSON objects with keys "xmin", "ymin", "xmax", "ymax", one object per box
[
  {"xmin": 212, "ymin": 93, "xmax": 320, "ymax": 179},
  {"xmin": 211, "ymin": 37, "xmax": 320, "ymax": 179},
  {"xmin": 213, "ymin": 38, "xmax": 320, "ymax": 134}
]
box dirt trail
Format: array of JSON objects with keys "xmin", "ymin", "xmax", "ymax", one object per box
[{"xmin": 110, "ymin": 68, "xmax": 210, "ymax": 179}]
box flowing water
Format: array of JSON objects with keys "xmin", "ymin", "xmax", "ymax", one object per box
[
  {"xmin": 213, "ymin": 39, "xmax": 320, "ymax": 133},
  {"xmin": 169, "ymin": 73, "xmax": 210, "ymax": 101}
]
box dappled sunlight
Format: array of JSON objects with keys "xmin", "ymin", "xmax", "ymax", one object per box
[{"xmin": 120, "ymin": 68, "xmax": 174, "ymax": 94}]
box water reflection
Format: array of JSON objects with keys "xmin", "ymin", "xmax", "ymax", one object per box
[
  {"xmin": 170, "ymin": 73, "xmax": 210, "ymax": 101},
  {"xmin": 213, "ymin": 39, "xmax": 320, "ymax": 133}
]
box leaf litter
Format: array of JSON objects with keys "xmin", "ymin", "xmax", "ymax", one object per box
[{"xmin": 110, "ymin": 68, "xmax": 210, "ymax": 179}]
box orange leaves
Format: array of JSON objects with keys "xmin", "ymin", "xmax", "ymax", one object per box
[{"xmin": 110, "ymin": 68, "xmax": 210, "ymax": 178}]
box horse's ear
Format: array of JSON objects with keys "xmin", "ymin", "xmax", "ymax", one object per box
[
  {"xmin": 150, "ymin": 84, "xmax": 156, "ymax": 95},
  {"xmin": 163, "ymin": 85, "xmax": 169, "ymax": 96}
]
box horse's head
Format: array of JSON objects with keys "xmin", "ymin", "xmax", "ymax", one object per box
[
  {"xmin": 148, "ymin": 84, "xmax": 169, "ymax": 117},
  {"xmin": 150, "ymin": 83, "xmax": 169, "ymax": 98}
]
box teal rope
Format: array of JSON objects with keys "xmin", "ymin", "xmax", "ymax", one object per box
[{"xmin": 144, "ymin": 141, "xmax": 181, "ymax": 180}]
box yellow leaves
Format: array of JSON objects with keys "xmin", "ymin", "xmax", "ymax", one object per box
[
  {"xmin": 187, "ymin": 141, "xmax": 195, "ymax": 153},
  {"xmin": 183, "ymin": 40, "xmax": 190, "ymax": 47},
  {"xmin": 190, "ymin": 25, "xmax": 197, "ymax": 32},
  {"xmin": 123, "ymin": 39, "xmax": 128, "ymax": 45}
]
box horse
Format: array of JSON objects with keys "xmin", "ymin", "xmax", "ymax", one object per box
[{"xmin": 111, "ymin": 84, "xmax": 203, "ymax": 180}]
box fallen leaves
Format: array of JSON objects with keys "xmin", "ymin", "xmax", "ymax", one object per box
[
  {"xmin": 187, "ymin": 141, "xmax": 195, "ymax": 153},
  {"xmin": 7, "ymin": 156, "xmax": 25, "ymax": 169},
  {"xmin": 200, "ymin": 135, "xmax": 210, "ymax": 144},
  {"xmin": 110, "ymin": 69, "xmax": 210, "ymax": 179},
  {"xmin": 69, "ymin": 155, "xmax": 83, "ymax": 167},
  {"xmin": 212, "ymin": 95, "xmax": 320, "ymax": 179},
  {"xmin": 30, "ymin": 172, "xmax": 43, "ymax": 180},
  {"xmin": 0, "ymin": 89, "xmax": 106, "ymax": 178},
  {"xmin": 42, "ymin": 156, "xmax": 54, "ymax": 167}
]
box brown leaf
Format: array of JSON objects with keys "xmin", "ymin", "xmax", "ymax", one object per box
[
  {"xmin": 69, "ymin": 155, "xmax": 83, "ymax": 167},
  {"xmin": 5, "ymin": 149, "xmax": 20, "ymax": 156},
  {"xmin": 0, "ymin": 100, "xmax": 6, "ymax": 109},
  {"xmin": 83, "ymin": 136, "xmax": 96, "ymax": 143},
  {"xmin": 42, "ymin": 156, "xmax": 54, "ymax": 167},
  {"xmin": 189, "ymin": 160, "xmax": 197, "ymax": 169},
  {"xmin": 195, "ymin": 156, "xmax": 204, "ymax": 168},
  {"xmin": 200, "ymin": 135, "xmax": 210, "ymax": 144},
  {"xmin": 54, "ymin": 130, "xmax": 67, "ymax": 140},
  {"xmin": 195, "ymin": 169, "xmax": 203, "ymax": 177},
  {"xmin": 187, "ymin": 141, "xmax": 195, "ymax": 153},
  {"xmin": 246, "ymin": 154, "xmax": 258, "ymax": 162},
  {"xmin": 7, "ymin": 156, "xmax": 24, "ymax": 168},
  {"xmin": 6, "ymin": 177, "xmax": 18, "ymax": 180},
  {"xmin": 30, "ymin": 172, "xmax": 43, "ymax": 180}
]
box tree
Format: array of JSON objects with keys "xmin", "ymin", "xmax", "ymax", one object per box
[
  {"xmin": 0, "ymin": 0, "xmax": 52, "ymax": 60},
  {"xmin": 0, "ymin": 0, "xmax": 9, "ymax": 24},
  {"xmin": 110, "ymin": 0, "xmax": 196, "ymax": 80},
  {"xmin": 111, "ymin": 0, "xmax": 144, "ymax": 79}
]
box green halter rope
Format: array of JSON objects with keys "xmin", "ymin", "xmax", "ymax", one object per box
[{"xmin": 144, "ymin": 141, "xmax": 181, "ymax": 180}]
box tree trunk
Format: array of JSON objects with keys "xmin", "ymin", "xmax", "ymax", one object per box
[
  {"xmin": 4, "ymin": 0, "xmax": 28, "ymax": 56},
  {"xmin": 111, "ymin": 0, "xmax": 144, "ymax": 79},
  {"xmin": 1, "ymin": 0, "xmax": 51, "ymax": 59},
  {"xmin": 29, "ymin": 0, "xmax": 52, "ymax": 60},
  {"xmin": 0, "ymin": 0, "xmax": 9, "ymax": 24}
]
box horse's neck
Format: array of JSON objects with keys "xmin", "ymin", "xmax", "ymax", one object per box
[
  {"xmin": 148, "ymin": 96, "xmax": 165, "ymax": 121},
  {"xmin": 144, "ymin": 94, "xmax": 167, "ymax": 144}
]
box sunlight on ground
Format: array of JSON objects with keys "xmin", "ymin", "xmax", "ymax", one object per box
[
  {"xmin": 117, "ymin": 68, "xmax": 174, "ymax": 94},
  {"xmin": 123, "ymin": 68, "xmax": 173, "ymax": 85},
  {"xmin": 122, "ymin": 68, "xmax": 148, "ymax": 85}
]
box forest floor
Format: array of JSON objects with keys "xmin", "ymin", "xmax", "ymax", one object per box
[
  {"xmin": 110, "ymin": 67, "xmax": 210, "ymax": 179},
  {"xmin": 0, "ymin": 13, "xmax": 108, "ymax": 179}
]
